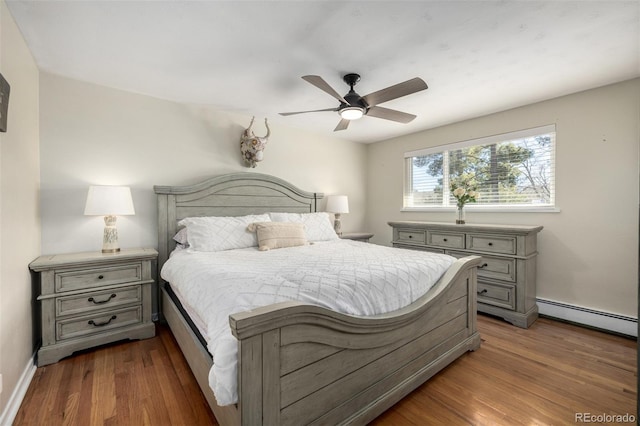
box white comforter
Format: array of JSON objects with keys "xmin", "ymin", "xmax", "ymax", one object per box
[{"xmin": 160, "ymin": 239, "xmax": 456, "ymax": 406}]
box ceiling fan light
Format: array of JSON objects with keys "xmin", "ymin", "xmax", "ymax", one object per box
[{"xmin": 340, "ymin": 106, "xmax": 364, "ymax": 120}]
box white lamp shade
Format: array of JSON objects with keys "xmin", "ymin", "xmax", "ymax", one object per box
[
  {"xmin": 84, "ymin": 186, "xmax": 135, "ymax": 216},
  {"xmin": 326, "ymin": 195, "xmax": 349, "ymax": 214}
]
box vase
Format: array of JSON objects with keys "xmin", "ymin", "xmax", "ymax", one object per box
[{"xmin": 456, "ymin": 205, "xmax": 465, "ymax": 224}]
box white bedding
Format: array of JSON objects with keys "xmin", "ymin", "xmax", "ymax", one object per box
[{"xmin": 160, "ymin": 239, "xmax": 456, "ymax": 406}]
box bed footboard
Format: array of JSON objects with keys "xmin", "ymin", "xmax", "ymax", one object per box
[{"xmin": 229, "ymin": 255, "xmax": 482, "ymax": 426}]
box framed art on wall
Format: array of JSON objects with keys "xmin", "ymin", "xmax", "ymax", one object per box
[{"xmin": 0, "ymin": 73, "xmax": 10, "ymax": 132}]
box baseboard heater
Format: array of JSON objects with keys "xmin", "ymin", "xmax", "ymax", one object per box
[{"xmin": 537, "ymin": 298, "xmax": 637, "ymax": 338}]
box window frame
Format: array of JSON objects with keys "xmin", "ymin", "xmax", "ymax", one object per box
[{"xmin": 402, "ymin": 124, "xmax": 559, "ymax": 213}]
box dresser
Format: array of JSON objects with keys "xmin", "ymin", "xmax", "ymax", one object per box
[
  {"xmin": 29, "ymin": 248, "xmax": 158, "ymax": 366},
  {"xmin": 388, "ymin": 221, "xmax": 542, "ymax": 328}
]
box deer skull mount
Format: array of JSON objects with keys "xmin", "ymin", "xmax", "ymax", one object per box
[{"xmin": 240, "ymin": 116, "xmax": 270, "ymax": 168}]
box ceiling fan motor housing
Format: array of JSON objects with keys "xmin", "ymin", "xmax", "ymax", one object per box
[
  {"xmin": 341, "ymin": 93, "xmax": 367, "ymax": 109},
  {"xmin": 341, "ymin": 73, "xmax": 367, "ymax": 112}
]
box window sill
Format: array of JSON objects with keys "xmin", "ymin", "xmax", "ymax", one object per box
[{"xmin": 401, "ymin": 206, "xmax": 561, "ymax": 213}]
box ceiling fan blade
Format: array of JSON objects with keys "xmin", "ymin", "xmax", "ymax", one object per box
[
  {"xmin": 366, "ymin": 106, "xmax": 417, "ymax": 123},
  {"xmin": 362, "ymin": 77, "xmax": 428, "ymax": 107},
  {"xmin": 334, "ymin": 118, "xmax": 350, "ymax": 131},
  {"xmin": 302, "ymin": 75, "xmax": 349, "ymax": 105},
  {"xmin": 279, "ymin": 107, "xmax": 338, "ymax": 116}
]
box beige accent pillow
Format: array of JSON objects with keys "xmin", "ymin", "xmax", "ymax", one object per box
[{"xmin": 247, "ymin": 222, "xmax": 308, "ymax": 251}]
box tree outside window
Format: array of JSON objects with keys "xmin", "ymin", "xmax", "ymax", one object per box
[{"xmin": 404, "ymin": 125, "xmax": 555, "ymax": 209}]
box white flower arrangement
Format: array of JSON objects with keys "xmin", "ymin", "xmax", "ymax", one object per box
[
  {"xmin": 451, "ymin": 182, "xmax": 477, "ymax": 224},
  {"xmin": 450, "ymin": 183, "xmax": 478, "ymax": 209}
]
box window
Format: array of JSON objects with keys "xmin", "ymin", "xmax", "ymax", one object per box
[{"xmin": 404, "ymin": 125, "xmax": 556, "ymax": 210}]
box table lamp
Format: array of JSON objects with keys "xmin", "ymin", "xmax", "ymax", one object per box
[
  {"xmin": 326, "ymin": 195, "xmax": 349, "ymax": 236},
  {"xmin": 84, "ymin": 185, "xmax": 135, "ymax": 253}
]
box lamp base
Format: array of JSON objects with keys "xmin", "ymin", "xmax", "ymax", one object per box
[
  {"xmin": 333, "ymin": 213, "xmax": 343, "ymax": 237},
  {"xmin": 102, "ymin": 215, "xmax": 121, "ymax": 253}
]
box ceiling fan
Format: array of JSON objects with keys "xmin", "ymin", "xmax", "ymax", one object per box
[{"xmin": 279, "ymin": 73, "xmax": 428, "ymax": 131}]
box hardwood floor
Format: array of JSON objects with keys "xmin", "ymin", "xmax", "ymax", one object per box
[
  {"xmin": 14, "ymin": 327, "xmax": 216, "ymax": 426},
  {"xmin": 14, "ymin": 314, "xmax": 636, "ymax": 425}
]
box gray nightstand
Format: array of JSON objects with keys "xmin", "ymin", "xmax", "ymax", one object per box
[
  {"xmin": 29, "ymin": 248, "xmax": 158, "ymax": 366},
  {"xmin": 340, "ymin": 232, "xmax": 374, "ymax": 243}
]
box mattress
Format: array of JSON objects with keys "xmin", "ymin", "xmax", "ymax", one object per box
[{"xmin": 160, "ymin": 239, "xmax": 456, "ymax": 406}]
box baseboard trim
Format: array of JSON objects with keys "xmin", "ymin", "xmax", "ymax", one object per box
[
  {"xmin": 537, "ymin": 298, "xmax": 637, "ymax": 338},
  {"xmin": 0, "ymin": 356, "xmax": 36, "ymax": 426}
]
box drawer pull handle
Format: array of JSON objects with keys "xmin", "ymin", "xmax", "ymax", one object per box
[
  {"xmin": 98, "ymin": 275, "xmax": 104, "ymax": 280},
  {"xmin": 478, "ymin": 263, "xmax": 489, "ymax": 269},
  {"xmin": 477, "ymin": 289, "xmax": 488, "ymax": 295},
  {"xmin": 443, "ymin": 238, "xmax": 448, "ymax": 242},
  {"xmin": 88, "ymin": 315, "xmax": 117, "ymax": 327},
  {"xmin": 408, "ymin": 235, "xmax": 413, "ymax": 238},
  {"xmin": 88, "ymin": 294, "xmax": 116, "ymax": 305},
  {"xmin": 487, "ymin": 242, "xmax": 493, "ymax": 246}
]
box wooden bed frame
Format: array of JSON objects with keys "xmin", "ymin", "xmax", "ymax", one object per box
[{"xmin": 155, "ymin": 172, "xmax": 481, "ymax": 426}]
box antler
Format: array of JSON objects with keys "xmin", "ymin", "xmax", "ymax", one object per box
[{"xmin": 263, "ymin": 118, "xmax": 270, "ymax": 139}]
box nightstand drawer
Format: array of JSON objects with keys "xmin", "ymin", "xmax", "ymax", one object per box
[
  {"xmin": 55, "ymin": 263, "xmax": 142, "ymax": 293},
  {"xmin": 397, "ymin": 229, "xmax": 425, "ymax": 244},
  {"xmin": 449, "ymin": 251, "xmax": 516, "ymax": 282},
  {"xmin": 56, "ymin": 285, "xmax": 142, "ymax": 317},
  {"xmin": 477, "ymin": 281, "xmax": 515, "ymax": 310},
  {"xmin": 56, "ymin": 306, "xmax": 143, "ymax": 341},
  {"xmin": 467, "ymin": 234, "xmax": 516, "ymax": 255},
  {"xmin": 427, "ymin": 231, "xmax": 465, "ymax": 249}
]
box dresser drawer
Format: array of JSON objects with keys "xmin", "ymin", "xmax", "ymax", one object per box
[
  {"xmin": 427, "ymin": 231, "xmax": 465, "ymax": 249},
  {"xmin": 394, "ymin": 243, "xmax": 445, "ymax": 254},
  {"xmin": 56, "ymin": 285, "xmax": 142, "ymax": 317},
  {"xmin": 56, "ymin": 306, "xmax": 143, "ymax": 341},
  {"xmin": 478, "ymin": 256, "xmax": 516, "ymax": 282},
  {"xmin": 449, "ymin": 251, "xmax": 516, "ymax": 282},
  {"xmin": 477, "ymin": 281, "xmax": 515, "ymax": 310},
  {"xmin": 396, "ymin": 229, "xmax": 425, "ymax": 244},
  {"xmin": 55, "ymin": 263, "xmax": 143, "ymax": 293},
  {"xmin": 466, "ymin": 234, "xmax": 517, "ymax": 255}
]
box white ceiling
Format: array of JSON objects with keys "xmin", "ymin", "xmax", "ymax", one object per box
[{"xmin": 6, "ymin": 0, "xmax": 640, "ymax": 143}]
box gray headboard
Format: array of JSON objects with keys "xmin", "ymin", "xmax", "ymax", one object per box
[{"xmin": 154, "ymin": 172, "xmax": 323, "ymax": 276}]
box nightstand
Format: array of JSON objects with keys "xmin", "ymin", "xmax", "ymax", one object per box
[
  {"xmin": 29, "ymin": 248, "xmax": 158, "ymax": 366},
  {"xmin": 340, "ymin": 232, "xmax": 374, "ymax": 243}
]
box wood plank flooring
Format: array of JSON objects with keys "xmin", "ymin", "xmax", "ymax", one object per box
[{"xmin": 14, "ymin": 314, "xmax": 637, "ymax": 425}]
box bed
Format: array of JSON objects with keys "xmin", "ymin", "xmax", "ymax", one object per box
[{"xmin": 155, "ymin": 172, "xmax": 481, "ymax": 426}]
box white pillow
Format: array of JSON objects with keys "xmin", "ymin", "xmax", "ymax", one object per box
[
  {"xmin": 178, "ymin": 214, "xmax": 271, "ymax": 252},
  {"xmin": 269, "ymin": 212, "xmax": 338, "ymax": 242}
]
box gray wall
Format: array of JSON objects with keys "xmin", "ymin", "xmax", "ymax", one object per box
[
  {"xmin": 366, "ymin": 78, "xmax": 640, "ymax": 318},
  {"xmin": 39, "ymin": 73, "xmax": 368, "ymax": 255},
  {"xmin": 0, "ymin": 1, "xmax": 41, "ymax": 419},
  {"xmin": 38, "ymin": 73, "xmax": 640, "ymax": 320}
]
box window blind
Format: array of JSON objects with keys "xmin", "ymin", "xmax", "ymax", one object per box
[{"xmin": 404, "ymin": 125, "xmax": 556, "ymax": 209}]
